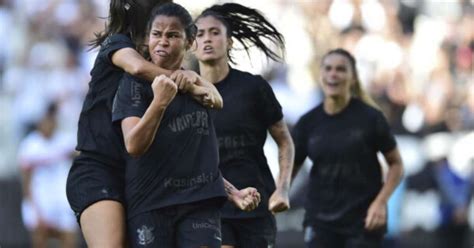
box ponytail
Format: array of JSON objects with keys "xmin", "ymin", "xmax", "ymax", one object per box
[{"xmin": 197, "ymin": 3, "xmax": 285, "ymax": 63}]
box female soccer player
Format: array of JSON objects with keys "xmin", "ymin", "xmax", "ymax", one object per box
[
  {"xmin": 292, "ymin": 48, "xmax": 404, "ymax": 248},
  {"xmin": 66, "ymin": 1, "xmax": 206, "ymax": 247},
  {"xmin": 193, "ymin": 3, "xmax": 295, "ymax": 247},
  {"xmin": 112, "ymin": 3, "xmax": 260, "ymax": 247}
]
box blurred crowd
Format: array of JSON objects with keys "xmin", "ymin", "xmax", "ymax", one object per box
[{"xmin": 0, "ymin": 0, "xmax": 472, "ymax": 247}]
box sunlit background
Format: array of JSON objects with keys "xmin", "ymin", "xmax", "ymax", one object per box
[{"xmin": 0, "ymin": 0, "xmax": 473, "ymax": 247}]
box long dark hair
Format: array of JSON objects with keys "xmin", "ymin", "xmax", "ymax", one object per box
[
  {"xmin": 196, "ymin": 3, "xmax": 285, "ymax": 63},
  {"xmin": 89, "ymin": 0, "xmax": 172, "ymax": 49},
  {"xmin": 322, "ymin": 48, "xmax": 379, "ymax": 109}
]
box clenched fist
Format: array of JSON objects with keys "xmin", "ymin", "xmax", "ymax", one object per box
[
  {"xmin": 151, "ymin": 75, "xmax": 177, "ymax": 108},
  {"xmin": 230, "ymin": 187, "xmax": 261, "ymax": 211}
]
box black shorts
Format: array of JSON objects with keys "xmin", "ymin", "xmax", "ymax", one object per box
[
  {"xmin": 128, "ymin": 199, "xmax": 222, "ymax": 248},
  {"xmin": 66, "ymin": 152, "xmax": 125, "ymax": 223},
  {"xmin": 304, "ymin": 225, "xmax": 383, "ymax": 248},
  {"xmin": 221, "ymin": 215, "xmax": 276, "ymax": 248}
]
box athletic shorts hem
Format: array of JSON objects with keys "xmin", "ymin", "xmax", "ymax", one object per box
[{"xmin": 74, "ymin": 197, "xmax": 125, "ymax": 225}]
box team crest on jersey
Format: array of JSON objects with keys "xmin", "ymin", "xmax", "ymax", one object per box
[{"xmin": 137, "ymin": 225, "xmax": 155, "ymax": 246}]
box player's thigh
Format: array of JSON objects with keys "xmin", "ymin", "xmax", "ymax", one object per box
[
  {"xmin": 80, "ymin": 200, "xmax": 126, "ymax": 248},
  {"xmin": 67, "ymin": 154, "xmax": 126, "ymax": 248}
]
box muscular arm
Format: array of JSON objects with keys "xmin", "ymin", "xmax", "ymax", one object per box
[
  {"xmin": 268, "ymin": 119, "xmax": 295, "ymax": 191},
  {"xmin": 112, "ymin": 48, "xmax": 173, "ymax": 81}
]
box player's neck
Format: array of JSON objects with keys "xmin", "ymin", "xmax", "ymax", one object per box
[
  {"xmin": 324, "ymin": 95, "xmax": 351, "ymax": 115},
  {"xmin": 199, "ymin": 59, "xmax": 229, "ymax": 84}
]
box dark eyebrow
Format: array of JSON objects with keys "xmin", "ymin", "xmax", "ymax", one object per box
[{"xmin": 197, "ymin": 26, "xmax": 220, "ymax": 32}]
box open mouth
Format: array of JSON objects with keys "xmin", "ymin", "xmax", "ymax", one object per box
[
  {"xmin": 154, "ymin": 50, "xmax": 168, "ymax": 57},
  {"xmin": 203, "ymin": 45, "xmax": 213, "ymax": 53}
]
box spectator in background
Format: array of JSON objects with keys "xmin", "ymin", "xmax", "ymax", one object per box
[
  {"xmin": 292, "ymin": 49, "xmax": 404, "ymax": 248},
  {"xmin": 434, "ymin": 157, "xmax": 471, "ymax": 248},
  {"xmin": 18, "ymin": 103, "xmax": 77, "ymax": 248}
]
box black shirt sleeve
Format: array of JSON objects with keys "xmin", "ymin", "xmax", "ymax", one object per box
[
  {"xmin": 112, "ymin": 74, "xmax": 151, "ymax": 124},
  {"xmin": 255, "ymin": 76, "xmax": 283, "ymax": 127},
  {"xmin": 98, "ymin": 34, "xmax": 135, "ymax": 66},
  {"xmin": 374, "ymin": 110, "xmax": 397, "ymax": 153},
  {"xmin": 292, "ymin": 116, "xmax": 309, "ymax": 165}
]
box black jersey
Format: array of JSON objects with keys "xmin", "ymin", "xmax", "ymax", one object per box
[
  {"xmin": 214, "ymin": 68, "xmax": 283, "ymax": 218},
  {"xmin": 112, "ymin": 74, "xmax": 227, "ymax": 218},
  {"xmin": 292, "ymin": 98, "xmax": 397, "ymax": 234},
  {"xmin": 76, "ymin": 34, "xmax": 134, "ymax": 165}
]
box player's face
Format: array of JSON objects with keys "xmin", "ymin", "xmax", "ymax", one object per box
[
  {"xmin": 39, "ymin": 116, "xmax": 57, "ymax": 137},
  {"xmin": 148, "ymin": 15, "xmax": 189, "ymax": 70},
  {"xmin": 194, "ymin": 16, "xmax": 231, "ymax": 64},
  {"xmin": 320, "ymin": 53, "xmax": 354, "ymax": 99}
]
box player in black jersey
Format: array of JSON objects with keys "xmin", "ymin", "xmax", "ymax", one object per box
[
  {"xmin": 292, "ymin": 49, "xmax": 404, "ymax": 248},
  {"xmin": 112, "ymin": 3, "xmax": 261, "ymax": 247},
  {"xmin": 193, "ymin": 4, "xmax": 295, "ymax": 247},
  {"xmin": 65, "ymin": 1, "xmax": 211, "ymax": 247}
]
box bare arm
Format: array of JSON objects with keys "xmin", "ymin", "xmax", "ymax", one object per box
[
  {"xmin": 121, "ymin": 110, "xmax": 166, "ymax": 157},
  {"xmin": 365, "ymin": 148, "xmax": 404, "ymax": 230},
  {"xmin": 223, "ymin": 178, "xmax": 240, "ymax": 199},
  {"xmin": 268, "ymin": 119, "xmax": 295, "ymax": 213},
  {"xmin": 269, "ymin": 120, "xmax": 295, "ymax": 190},
  {"xmin": 375, "ymin": 148, "xmax": 404, "ymax": 204},
  {"xmin": 121, "ymin": 76, "xmax": 177, "ymax": 157},
  {"xmin": 112, "ymin": 48, "xmax": 173, "ymax": 81}
]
